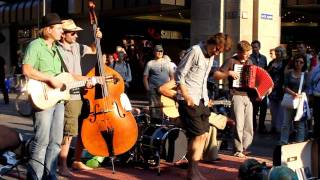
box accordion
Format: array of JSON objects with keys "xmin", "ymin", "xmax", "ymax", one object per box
[{"xmin": 233, "ymin": 64, "xmax": 274, "ymax": 100}]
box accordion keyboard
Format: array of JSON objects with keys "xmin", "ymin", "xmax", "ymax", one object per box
[{"xmin": 232, "ymin": 64, "xmax": 243, "ymax": 88}]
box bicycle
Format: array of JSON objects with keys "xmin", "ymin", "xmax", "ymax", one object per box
[{"xmin": 11, "ymin": 74, "xmax": 33, "ymax": 117}]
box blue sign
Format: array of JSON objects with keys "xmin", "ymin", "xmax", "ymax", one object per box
[{"xmin": 261, "ymin": 13, "xmax": 273, "ymax": 20}]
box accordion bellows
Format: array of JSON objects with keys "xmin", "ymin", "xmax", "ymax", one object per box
[{"xmin": 233, "ymin": 65, "xmax": 274, "ymax": 100}]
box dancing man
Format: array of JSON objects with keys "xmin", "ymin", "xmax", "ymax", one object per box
[{"xmin": 175, "ymin": 33, "xmax": 232, "ymax": 179}]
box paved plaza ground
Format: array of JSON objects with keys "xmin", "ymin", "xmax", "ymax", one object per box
[{"xmin": 0, "ymin": 93, "xmax": 276, "ymax": 179}]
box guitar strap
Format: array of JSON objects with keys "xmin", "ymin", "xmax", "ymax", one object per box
[
  {"xmin": 56, "ymin": 45, "xmax": 69, "ymax": 73},
  {"xmin": 56, "ymin": 45, "xmax": 81, "ymax": 95}
]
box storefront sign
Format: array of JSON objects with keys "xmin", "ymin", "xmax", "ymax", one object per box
[
  {"xmin": 261, "ymin": 13, "xmax": 273, "ymax": 20},
  {"xmin": 161, "ymin": 30, "xmax": 182, "ymax": 39}
]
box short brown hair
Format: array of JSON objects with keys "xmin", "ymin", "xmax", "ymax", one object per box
[
  {"xmin": 237, "ymin": 40, "xmax": 252, "ymax": 52},
  {"xmin": 206, "ymin": 33, "xmax": 233, "ymax": 52}
]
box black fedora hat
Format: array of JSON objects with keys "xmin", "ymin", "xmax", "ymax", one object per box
[{"xmin": 41, "ymin": 13, "xmax": 62, "ymax": 28}]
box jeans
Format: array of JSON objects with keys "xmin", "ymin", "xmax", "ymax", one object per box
[
  {"xmin": 148, "ymin": 88, "xmax": 163, "ymax": 120},
  {"xmin": 280, "ymin": 107, "xmax": 305, "ymax": 144},
  {"xmin": 27, "ymin": 103, "xmax": 64, "ymax": 180},
  {"xmin": 269, "ymin": 99, "xmax": 284, "ymax": 132}
]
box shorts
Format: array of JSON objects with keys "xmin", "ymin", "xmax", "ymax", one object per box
[
  {"xmin": 63, "ymin": 100, "xmax": 83, "ymax": 136},
  {"xmin": 178, "ymin": 100, "xmax": 211, "ymax": 138}
]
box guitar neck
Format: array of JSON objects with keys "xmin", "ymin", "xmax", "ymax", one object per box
[{"xmin": 67, "ymin": 80, "xmax": 87, "ymax": 90}]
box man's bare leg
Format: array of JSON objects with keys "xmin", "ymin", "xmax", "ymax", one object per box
[
  {"xmin": 59, "ymin": 136, "xmax": 74, "ymax": 177},
  {"xmin": 187, "ymin": 133, "xmax": 208, "ymax": 180},
  {"xmin": 72, "ymin": 137, "xmax": 93, "ymax": 170}
]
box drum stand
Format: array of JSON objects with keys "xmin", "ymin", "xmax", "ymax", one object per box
[
  {"xmin": 110, "ymin": 156, "xmax": 115, "ymax": 174},
  {"xmin": 156, "ymin": 151, "xmax": 161, "ymax": 176}
]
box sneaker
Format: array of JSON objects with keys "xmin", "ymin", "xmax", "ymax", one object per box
[{"xmin": 234, "ymin": 152, "xmax": 246, "ymax": 158}]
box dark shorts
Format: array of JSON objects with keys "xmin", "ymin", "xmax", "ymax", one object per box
[{"xmin": 178, "ymin": 100, "xmax": 211, "ymax": 138}]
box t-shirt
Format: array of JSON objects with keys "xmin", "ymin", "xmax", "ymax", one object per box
[
  {"xmin": 144, "ymin": 58, "xmax": 174, "ymax": 89},
  {"xmin": 284, "ymin": 71, "xmax": 308, "ymax": 93},
  {"xmin": 219, "ymin": 55, "xmax": 253, "ymax": 96},
  {"xmin": 57, "ymin": 42, "xmax": 89, "ymax": 75},
  {"xmin": 56, "ymin": 42, "xmax": 90, "ymax": 100}
]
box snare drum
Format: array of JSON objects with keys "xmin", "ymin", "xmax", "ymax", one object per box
[{"xmin": 140, "ymin": 125, "xmax": 187, "ymax": 164}]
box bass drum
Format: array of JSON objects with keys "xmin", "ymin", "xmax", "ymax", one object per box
[{"xmin": 140, "ymin": 125, "xmax": 187, "ymax": 165}]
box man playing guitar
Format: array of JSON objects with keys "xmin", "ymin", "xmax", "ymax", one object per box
[{"xmin": 22, "ymin": 13, "xmax": 66, "ymax": 180}]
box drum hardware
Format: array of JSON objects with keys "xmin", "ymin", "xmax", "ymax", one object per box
[{"xmin": 112, "ymin": 122, "xmax": 188, "ymax": 176}]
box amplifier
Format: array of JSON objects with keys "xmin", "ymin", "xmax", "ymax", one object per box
[{"xmin": 273, "ymin": 140, "xmax": 319, "ymax": 179}]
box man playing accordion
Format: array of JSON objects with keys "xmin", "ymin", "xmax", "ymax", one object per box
[{"xmin": 214, "ymin": 40, "xmax": 254, "ymax": 158}]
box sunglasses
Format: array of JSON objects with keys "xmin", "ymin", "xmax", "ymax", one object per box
[
  {"xmin": 65, "ymin": 31, "xmax": 77, "ymax": 36},
  {"xmin": 156, "ymin": 50, "xmax": 163, "ymax": 53}
]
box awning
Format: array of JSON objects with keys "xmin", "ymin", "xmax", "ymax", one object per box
[
  {"xmin": 68, "ymin": 0, "xmax": 185, "ymax": 15},
  {"xmin": 0, "ymin": 0, "xmax": 52, "ymax": 25}
]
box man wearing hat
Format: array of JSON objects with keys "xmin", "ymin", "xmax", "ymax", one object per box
[
  {"xmin": 22, "ymin": 13, "xmax": 65, "ymax": 180},
  {"xmin": 143, "ymin": 45, "xmax": 175, "ymax": 121},
  {"xmin": 56, "ymin": 19, "xmax": 102, "ymax": 176}
]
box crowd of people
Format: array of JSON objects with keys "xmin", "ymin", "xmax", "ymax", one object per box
[{"xmin": 1, "ymin": 12, "xmax": 320, "ymax": 180}]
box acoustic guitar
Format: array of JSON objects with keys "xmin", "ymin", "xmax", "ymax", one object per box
[
  {"xmin": 27, "ymin": 72, "xmax": 107, "ymax": 110},
  {"xmin": 160, "ymin": 95, "xmax": 231, "ymax": 118}
]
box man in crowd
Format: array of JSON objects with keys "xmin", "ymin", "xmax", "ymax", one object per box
[
  {"xmin": 143, "ymin": 45, "xmax": 174, "ymax": 122},
  {"xmin": 175, "ymin": 33, "xmax": 232, "ymax": 179},
  {"xmin": 214, "ymin": 40, "xmax": 253, "ymax": 158},
  {"xmin": 57, "ymin": 19, "xmax": 102, "ymax": 176},
  {"xmin": 22, "ymin": 13, "xmax": 65, "ymax": 180},
  {"xmin": 111, "ymin": 51, "xmax": 132, "ymax": 93},
  {"xmin": 250, "ymin": 40, "xmax": 268, "ymax": 133}
]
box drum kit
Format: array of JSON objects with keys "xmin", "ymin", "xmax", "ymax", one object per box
[{"xmin": 116, "ymin": 104, "xmax": 188, "ymax": 175}]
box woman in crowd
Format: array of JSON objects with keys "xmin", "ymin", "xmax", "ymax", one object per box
[
  {"xmin": 280, "ymin": 54, "xmax": 309, "ymax": 145},
  {"xmin": 267, "ymin": 46, "xmax": 287, "ymax": 134}
]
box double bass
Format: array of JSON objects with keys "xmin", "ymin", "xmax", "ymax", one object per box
[{"xmin": 81, "ymin": 1, "xmax": 138, "ymax": 157}]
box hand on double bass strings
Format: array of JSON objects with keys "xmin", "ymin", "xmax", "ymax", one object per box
[
  {"xmin": 86, "ymin": 76, "xmax": 117, "ymax": 89},
  {"xmin": 96, "ymin": 28, "xmax": 102, "ymax": 39},
  {"xmin": 86, "ymin": 76, "xmax": 106, "ymax": 88}
]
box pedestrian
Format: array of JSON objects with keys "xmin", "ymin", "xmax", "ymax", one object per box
[
  {"xmin": 269, "ymin": 48, "xmax": 276, "ymax": 60},
  {"xmin": 267, "ymin": 46, "xmax": 287, "ymax": 134},
  {"xmin": 22, "ymin": 13, "xmax": 65, "ymax": 180},
  {"xmin": 56, "ymin": 19, "xmax": 102, "ymax": 177},
  {"xmin": 111, "ymin": 51, "xmax": 132, "ymax": 92},
  {"xmin": 0, "ymin": 56, "xmax": 9, "ymax": 104},
  {"xmin": 280, "ymin": 54, "xmax": 309, "ymax": 145},
  {"xmin": 175, "ymin": 33, "xmax": 232, "ymax": 179},
  {"xmin": 250, "ymin": 40, "xmax": 268, "ymax": 133},
  {"xmin": 143, "ymin": 45, "xmax": 174, "ymax": 121},
  {"xmin": 214, "ymin": 40, "xmax": 254, "ymax": 158}
]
